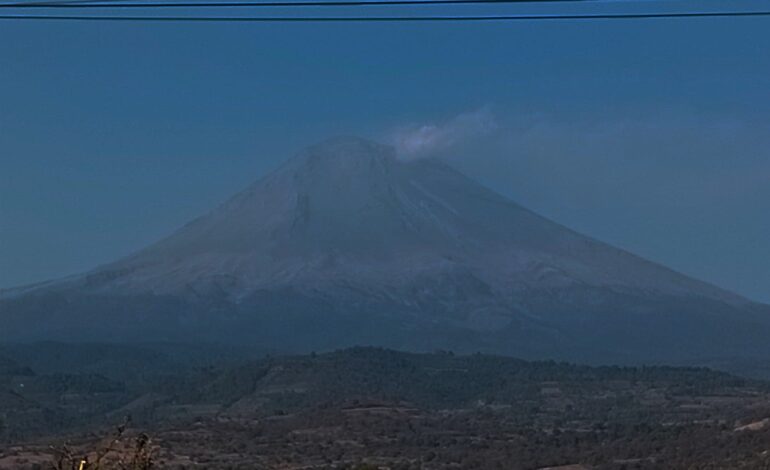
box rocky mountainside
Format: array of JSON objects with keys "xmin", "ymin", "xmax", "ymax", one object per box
[{"xmin": 2, "ymin": 137, "xmax": 769, "ymax": 364}]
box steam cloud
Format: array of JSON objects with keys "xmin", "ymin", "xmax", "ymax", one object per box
[{"xmin": 391, "ymin": 107, "xmax": 498, "ymax": 159}]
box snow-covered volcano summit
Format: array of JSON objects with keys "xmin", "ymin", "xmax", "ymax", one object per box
[
  {"xmin": 77, "ymin": 137, "xmax": 740, "ymax": 301},
  {"xmin": 3, "ymin": 137, "xmax": 770, "ymax": 363}
]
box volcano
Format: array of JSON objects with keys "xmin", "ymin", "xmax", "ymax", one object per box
[{"xmin": 3, "ymin": 137, "xmax": 769, "ymax": 364}]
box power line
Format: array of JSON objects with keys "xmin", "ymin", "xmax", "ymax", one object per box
[
  {"xmin": 1, "ymin": 10, "xmax": 770, "ymax": 20},
  {"xmin": 0, "ymin": 0, "xmax": 595, "ymax": 8},
  {"xmin": 22, "ymin": 0, "xmax": 136, "ymax": 4},
  {"xmin": 0, "ymin": 0, "xmax": 133, "ymax": 5}
]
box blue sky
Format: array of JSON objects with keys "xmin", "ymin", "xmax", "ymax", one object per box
[{"xmin": 1, "ymin": 1, "xmax": 769, "ymax": 301}]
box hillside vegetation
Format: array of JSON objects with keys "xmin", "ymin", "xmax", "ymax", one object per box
[{"xmin": 1, "ymin": 345, "xmax": 770, "ymax": 468}]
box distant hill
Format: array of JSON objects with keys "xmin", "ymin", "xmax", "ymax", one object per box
[
  {"xmin": 0, "ymin": 355, "xmax": 32, "ymax": 377},
  {"xmin": 3, "ymin": 347, "xmax": 770, "ymax": 469},
  {"xmin": 2, "ymin": 346, "xmax": 768, "ymax": 444},
  {"xmin": 195, "ymin": 347, "xmax": 755, "ymax": 414},
  {"xmin": 2, "ymin": 137, "xmax": 770, "ymax": 365}
]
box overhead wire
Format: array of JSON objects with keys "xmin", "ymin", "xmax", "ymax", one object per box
[
  {"xmin": 1, "ymin": 10, "xmax": 770, "ymax": 20},
  {"xmin": 0, "ymin": 0, "xmax": 596, "ymax": 7},
  {"xmin": 1, "ymin": 0, "xmax": 769, "ymax": 22}
]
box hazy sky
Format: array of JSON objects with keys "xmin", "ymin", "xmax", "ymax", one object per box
[{"xmin": 1, "ymin": 1, "xmax": 769, "ymax": 302}]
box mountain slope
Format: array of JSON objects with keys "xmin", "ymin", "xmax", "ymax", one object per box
[{"xmin": 2, "ymin": 137, "xmax": 769, "ymax": 364}]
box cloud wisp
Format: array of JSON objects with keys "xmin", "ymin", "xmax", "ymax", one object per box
[{"xmin": 390, "ymin": 107, "xmax": 498, "ymax": 159}]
